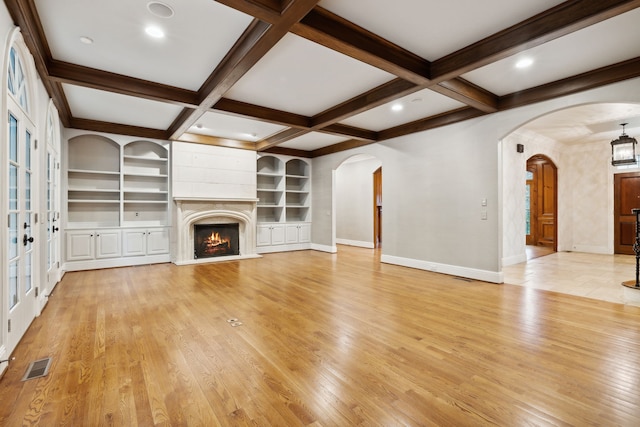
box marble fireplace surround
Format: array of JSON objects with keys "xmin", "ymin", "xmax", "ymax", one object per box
[{"xmin": 173, "ymin": 197, "xmax": 260, "ymax": 265}]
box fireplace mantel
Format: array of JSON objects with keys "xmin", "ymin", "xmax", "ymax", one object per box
[{"xmin": 172, "ymin": 197, "xmax": 260, "ymax": 265}]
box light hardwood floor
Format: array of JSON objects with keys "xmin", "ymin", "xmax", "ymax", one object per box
[{"xmin": 2, "ymin": 246, "xmax": 640, "ymax": 426}]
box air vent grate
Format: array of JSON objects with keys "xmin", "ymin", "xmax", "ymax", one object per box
[{"xmin": 22, "ymin": 357, "xmax": 52, "ymax": 381}]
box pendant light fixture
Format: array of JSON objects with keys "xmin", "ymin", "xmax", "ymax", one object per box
[{"xmin": 611, "ymin": 123, "xmax": 637, "ymax": 166}]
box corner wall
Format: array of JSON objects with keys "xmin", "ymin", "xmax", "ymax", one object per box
[{"xmin": 312, "ymin": 77, "xmax": 640, "ymax": 283}]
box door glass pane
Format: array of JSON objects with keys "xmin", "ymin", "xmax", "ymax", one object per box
[
  {"xmin": 9, "ymin": 213, "xmax": 18, "ymax": 259},
  {"xmin": 9, "ymin": 113, "xmax": 17, "ymax": 161},
  {"xmin": 9, "ymin": 260, "xmax": 18, "ymax": 310},
  {"xmin": 25, "ymin": 252, "xmax": 32, "ymax": 293},
  {"xmin": 25, "ymin": 129, "xmax": 31, "ymax": 168},
  {"xmin": 9, "ymin": 164, "xmax": 17, "ymax": 210},
  {"xmin": 25, "ymin": 170, "xmax": 31, "ymax": 211}
]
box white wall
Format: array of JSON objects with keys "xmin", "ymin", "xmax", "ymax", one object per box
[
  {"xmin": 312, "ymin": 77, "xmax": 640, "ymax": 283},
  {"xmin": 335, "ymin": 156, "xmax": 381, "ymax": 248},
  {"xmin": 172, "ymin": 142, "xmax": 256, "ymax": 199}
]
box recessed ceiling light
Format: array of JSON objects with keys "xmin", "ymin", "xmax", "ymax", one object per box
[
  {"xmin": 145, "ymin": 26, "xmax": 165, "ymax": 39},
  {"xmin": 147, "ymin": 1, "xmax": 174, "ymax": 18},
  {"xmin": 515, "ymin": 57, "xmax": 534, "ymax": 69},
  {"xmin": 391, "ymin": 103, "xmax": 404, "ymax": 112},
  {"xmin": 79, "ymin": 36, "xmax": 93, "ymax": 45}
]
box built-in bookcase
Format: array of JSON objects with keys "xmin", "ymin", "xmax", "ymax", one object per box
[
  {"xmin": 256, "ymin": 154, "xmax": 311, "ymax": 253},
  {"xmin": 65, "ymin": 134, "xmax": 170, "ymax": 270}
]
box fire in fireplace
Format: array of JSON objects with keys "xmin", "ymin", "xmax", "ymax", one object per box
[{"xmin": 194, "ymin": 223, "xmax": 240, "ymax": 259}]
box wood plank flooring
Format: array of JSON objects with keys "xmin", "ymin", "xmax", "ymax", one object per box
[{"xmin": 2, "ymin": 246, "xmax": 640, "ymax": 426}]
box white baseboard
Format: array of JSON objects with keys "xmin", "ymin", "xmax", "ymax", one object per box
[
  {"xmin": 310, "ymin": 243, "xmax": 337, "ymax": 253},
  {"xmin": 256, "ymin": 243, "xmax": 312, "ymax": 254},
  {"xmin": 174, "ymin": 253, "xmax": 261, "ymax": 265},
  {"xmin": 63, "ymin": 254, "xmax": 171, "ymax": 272},
  {"xmin": 336, "ymin": 238, "xmax": 375, "ymax": 249},
  {"xmin": 381, "ymin": 254, "xmax": 503, "ymax": 284},
  {"xmin": 0, "ymin": 345, "xmax": 7, "ymax": 377},
  {"xmin": 502, "ymin": 253, "xmax": 527, "ymax": 267},
  {"xmin": 569, "ymin": 245, "xmax": 612, "ymax": 254}
]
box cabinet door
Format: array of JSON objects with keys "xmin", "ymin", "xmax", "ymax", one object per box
[
  {"xmin": 66, "ymin": 231, "xmax": 94, "ymax": 261},
  {"xmin": 271, "ymin": 224, "xmax": 285, "ymax": 245},
  {"xmin": 257, "ymin": 225, "xmax": 272, "ymax": 247},
  {"xmin": 285, "ymin": 224, "xmax": 299, "ymax": 244},
  {"xmin": 122, "ymin": 229, "xmax": 146, "ymax": 257},
  {"xmin": 298, "ymin": 223, "xmax": 311, "ymax": 243},
  {"xmin": 147, "ymin": 228, "xmax": 169, "ymax": 255},
  {"xmin": 96, "ymin": 230, "xmax": 121, "ymax": 259}
]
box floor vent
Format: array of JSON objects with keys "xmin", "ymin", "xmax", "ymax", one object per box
[
  {"xmin": 454, "ymin": 277, "xmax": 474, "ymax": 282},
  {"xmin": 22, "ymin": 357, "xmax": 52, "ymax": 381}
]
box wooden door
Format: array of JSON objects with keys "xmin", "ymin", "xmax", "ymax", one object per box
[
  {"xmin": 614, "ymin": 172, "xmax": 640, "ymax": 254},
  {"xmin": 373, "ymin": 167, "xmax": 382, "ymax": 248},
  {"xmin": 526, "ymin": 156, "xmax": 557, "ymax": 250}
]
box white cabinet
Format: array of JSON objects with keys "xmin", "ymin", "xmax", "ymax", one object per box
[
  {"xmin": 257, "ymin": 224, "xmax": 285, "ymax": 247},
  {"xmin": 122, "ymin": 228, "xmax": 169, "ymax": 257},
  {"xmin": 66, "ymin": 229, "xmax": 121, "ymax": 261},
  {"xmin": 286, "ymin": 223, "xmax": 311, "ymax": 244},
  {"xmin": 64, "ymin": 135, "xmax": 171, "ymax": 271}
]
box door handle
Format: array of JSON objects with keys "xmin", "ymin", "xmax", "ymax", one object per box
[
  {"xmin": 23, "ymin": 234, "xmax": 34, "ymax": 246},
  {"xmin": 52, "ymin": 226, "xmax": 59, "ymax": 233}
]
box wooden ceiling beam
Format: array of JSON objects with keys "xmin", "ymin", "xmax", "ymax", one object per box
[
  {"xmin": 256, "ymin": 127, "xmax": 310, "ymax": 150},
  {"xmin": 213, "ymin": 97, "xmax": 310, "ymax": 128},
  {"xmin": 175, "ymin": 132, "xmax": 257, "ymax": 150},
  {"xmin": 170, "ymin": 0, "xmax": 321, "ymax": 139},
  {"xmin": 293, "ymin": 7, "xmax": 499, "ymax": 114},
  {"xmin": 431, "ymin": 0, "xmax": 640, "ymax": 82},
  {"xmin": 293, "ymin": 7, "xmax": 430, "ymax": 85},
  {"xmin": 378, "ymin": 108, "xmax": 487, "ymax": 142},
  {"xmin": 48, "ymin": 60, "xmax": 200, "ymax": 107},
  {"xmin": 69, "ymin": 117, "xmax": 169, "ymax": 140},
  {"xmin": 311, "ymin": 78, "xmax": 419, "ymax": 128},
  {"xmin": 214, "ymin": 0, "xmax": 283, "ymax": 23},
  {"xmin": 321, "ymin": 124, "xmax": 378, "ymax": 142},
  {"xmin": 499, "ymin": 56, "xmax": 640, "ymax": 110},
  {"xmin": 432, "ymin": 80, "xmax": 498, "ymax": 113}
]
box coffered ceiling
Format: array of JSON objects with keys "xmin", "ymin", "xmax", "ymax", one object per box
[{"xmin": 5, "ymin": 0, "xmax": 640, "ymax": 157}]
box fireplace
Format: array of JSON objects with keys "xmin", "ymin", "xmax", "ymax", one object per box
[
  {"xmin": 194, "ymin": 224, "xmax": 239, "ymax": 259},
  {"xmin": 172, "ymin": 197, "xmax": 260, "ymax": 265}
]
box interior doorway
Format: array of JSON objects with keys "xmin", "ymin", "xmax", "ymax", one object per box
[
  {"xmin": 613, "ymin": 172, "xmax": 640, "ymax": 254},
  {"xmin": 373, "ymin": 167, "xmax": 382, "ymax": 248},
  {"xmin": 525, "ymin": 155, "xmax": 557, "ymax": 251}
]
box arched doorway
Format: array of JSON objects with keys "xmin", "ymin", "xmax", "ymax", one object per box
[
  {"xmin": 526, "ymin": 155, "xmax": 557, "ymax": 252},
  {"xmin": 335, "ymin": 154, "xmax": 382, "ymax": 249}
]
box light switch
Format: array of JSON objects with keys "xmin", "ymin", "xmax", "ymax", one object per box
[
  {"xmin": 481, "ymin": 211, "xmax": 487, "ymax": 220},
  {"xmin": 481, "ymin": 198, "xmax": 487, "ymax": 206}
]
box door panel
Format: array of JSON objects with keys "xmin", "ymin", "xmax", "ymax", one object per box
[
  {"xmin": 526, "ymin": 156, "xmax": 557, "ymax": 250},
  {"xmin": 614, "ymin": 173, "xmax": 640, "ymax": 254}
]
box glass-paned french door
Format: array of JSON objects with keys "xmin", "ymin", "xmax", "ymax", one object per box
[{"xmin": 6, "ymin": 103, "xmax": 37, "ymax": 351}]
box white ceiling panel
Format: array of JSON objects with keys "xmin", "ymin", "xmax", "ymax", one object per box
[
  {"xmin": 318, "ymin": 0, "xmax": 566, "ymax": 60},
  {"xmin": 278, "ymin": 132, "xmax": 349, "ymax": 151},
  {"xmin": 188, "ymin": 111, "xmax": 287, "ymax": 141},
  {"xmin": 224, "ymin": 33, "xmax": 395, "ymax": 116},
  {"xmin": 517, "ymin": 103, "xmax": 640, "ymax": 146},
  {"xmin": 340, "ymin": 88, "xmax": 467, "ymax": 131},
  {"xmin": 462, "ymin": 9, "xmax": 640, "ymax": 96},
  {"xmin": 36, "ymin": 0, "xmax": 253, "ymax": 90},
  {"xmin": 63, "ymin": 84, "xmax": 182, "ymax": 129}
]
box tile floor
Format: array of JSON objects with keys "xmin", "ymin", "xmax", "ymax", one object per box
[{"xmin": 502, "ymin": 250, "xmax": 640, "ymax": 306}]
